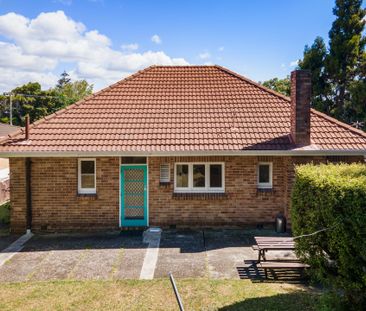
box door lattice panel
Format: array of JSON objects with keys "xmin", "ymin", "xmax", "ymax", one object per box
[
  {"xmin": 124, "ymin": 207, "xmax": 144, "ymax": 219},
  {"xmin": 124, "ymin": 169, "xmax": 144, "ymax": 180},
  {"xmin": 123, "ymin": 168, "xmax": 145, "ymax": 220}
]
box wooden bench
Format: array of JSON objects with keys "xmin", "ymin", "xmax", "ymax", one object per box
[{"xmin": 257, "ymin": 261, "xmax": 310, "ymax": 278}]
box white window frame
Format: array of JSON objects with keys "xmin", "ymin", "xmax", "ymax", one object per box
[
  {"xmin": 257, "ymin": 162, "xmax": 273, "ymax": 189},
  {"xmin": 174, "ymin": 162, "xmax": 225, "ymax": 193},
  {"xmin": 78, "ymin": 158, "xmax": 96, "ymax": 194}
]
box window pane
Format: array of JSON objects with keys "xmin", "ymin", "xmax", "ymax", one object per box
[
  {"xmin": 210, "ymin": 165, "xmax": 222, "ymax": 188},
  {"xmin": 193, "ymin": 164, "xmax": 205, "ymax": 187},
  {"xmin": 121, "ymin": 157, "xmax": 147, "ymax": 164},
  {"xmin": 81, "ymin": 160, "xmax": 95, "ymax": 174},
  {"xmin": 259, "ymin": 165, "xmax": 270, "ymax": 183},
  {"xmin": 176, "ymin": 165, "xmax": 189, "ymax": 187},
  {"xmin": 81, "ymin": 174, "xmax": 95, "ymax": 188}
]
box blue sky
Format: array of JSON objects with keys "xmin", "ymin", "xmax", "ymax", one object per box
[{"xmin": 0, "ymin": 0, "xmax": 342, "ymax": 91}]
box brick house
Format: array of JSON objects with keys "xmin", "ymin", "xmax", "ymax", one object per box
[{"xmin": 0, "ymin": 66, "xmax": 365, "ymax": 233}]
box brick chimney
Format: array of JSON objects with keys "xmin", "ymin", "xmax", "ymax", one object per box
[{"xmin": 290, "ymin": 70, "xmax": 311, "ymax": 146}]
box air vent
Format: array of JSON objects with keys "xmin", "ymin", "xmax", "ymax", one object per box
[{"xmin": 160, "ymin": 163, "xmax": 170, "ymax": 183}]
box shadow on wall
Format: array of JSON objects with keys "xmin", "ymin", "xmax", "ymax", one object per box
[{"xmin": 219, "ymin": 291, "xmax": 320, "ymax": 311}]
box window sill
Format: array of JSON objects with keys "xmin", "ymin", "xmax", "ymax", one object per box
[
  {"xmin": 159, "ymin": 182, "xmax": 171, "ymax": 187},
  {"xmin": 256, "ymin": 188, "xmax": 275, "ymax": 194},
  {"xmin": 77, "ymin": 193, "xmax": 98, "ymax": 200},
  {"xmin": 172, "ymin": 192, "xmax": 227, "ymax": 200}
]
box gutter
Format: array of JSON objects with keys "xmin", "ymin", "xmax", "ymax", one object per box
[{"xmin": 0, "ymin": 150, "xmax": 365, "ymax": 157}]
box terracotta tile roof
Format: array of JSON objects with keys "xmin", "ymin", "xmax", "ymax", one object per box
[
  {"xmin": 0, "ymin": 123, "xmax": 19, "ymax": 139},
  {"xmin": 0, "ymin": 65, "xmax": 366, "ymax": 153}
]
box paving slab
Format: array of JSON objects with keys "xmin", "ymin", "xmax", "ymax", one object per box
[
  {"xmin": 154, "ymin": 230, "xmax": 206, "ymax": 278},
  {"xmin": 113, "ymin": 235, "xmax": 147, "ymax": 279},
  {"xmin": 0, "ymin": 250, "xmax": 47, "ymax": 282},
  {"xmin": 70, "ymin": 236, "xmax": 124, "ymax": 280},
  {"xmin": 204, "ymin": 229, "xmax": 256, "ymax": 279},
  {"xmin": 30, "ymin": 249, "xmax": 85, "ymax": 281}
]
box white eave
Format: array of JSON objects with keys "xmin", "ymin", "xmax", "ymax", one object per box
[{"xmin": 0, "ymin": 149, "xmax": 365, "ymax": 158}]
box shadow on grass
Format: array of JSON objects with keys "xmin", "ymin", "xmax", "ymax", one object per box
[{"xmin": 219, "ymin": 291, "xmax": 319, "ymax": 311}]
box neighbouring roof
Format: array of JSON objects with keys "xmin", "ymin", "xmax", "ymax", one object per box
[
  {"xmin": 0, "ymin": 65, "xmax": 366, "ymax": 154},
  {"xmin": 0, "ymin": 123, "xmax": 19, "ymax": 139}
]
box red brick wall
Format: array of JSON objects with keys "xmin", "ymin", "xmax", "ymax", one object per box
[
  {"xmin": 9, "ymin": 158, "xmax": 27, "ymax": 233},
  {"xmin": 10, "ymin": 157, "xmax": 120, "ymax": 233},
  {"xmin": 9, "ymin": 155, "xmax": 364, "ymax": 233},
  {"xmin": 149, "ymin": 156, "xmax": 293, "ymax": 227}
]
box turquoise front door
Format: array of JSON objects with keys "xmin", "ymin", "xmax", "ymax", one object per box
[{"xmin": 120, "ymin": 165, "xmax": 148, "ymax": 227}]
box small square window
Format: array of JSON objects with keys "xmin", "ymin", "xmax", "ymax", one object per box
[
  {"xmin": 78, "ymin": 159, "xmax": 96, "ymax": 194},
  {"xmin": 257, "ymin": 162, "xmax": 272, "ymax": 189}
]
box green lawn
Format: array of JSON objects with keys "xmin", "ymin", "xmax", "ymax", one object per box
[{"xmin": 0, "ymin": 279, "xmax": 321, "ymax": 311}]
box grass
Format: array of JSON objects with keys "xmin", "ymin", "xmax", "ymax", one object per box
[{"xmin": 0, "ymin": 279, "xmax": 321, "ymax": 311}]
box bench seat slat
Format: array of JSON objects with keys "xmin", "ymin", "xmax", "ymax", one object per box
[{"xmin": 258, "ymin": 261, "xmax": 310, "ymax": 268}]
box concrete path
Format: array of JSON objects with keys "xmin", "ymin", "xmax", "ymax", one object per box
[
  {"xmin": 139, "ymin": 228, "xmax": 161, "ymax": 279},
  {"xmin": 0, "ymin": 232, "xmax": 33, "ymax": 268},
  {"xmin": 0, "ymin": 229, "xmax": 294, "ymax": 282}
]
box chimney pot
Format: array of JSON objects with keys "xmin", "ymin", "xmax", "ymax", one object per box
[
  {"xmin": 25, "ymin": 115, "xmax": 30, "ymax": 140},
  {"xmin": 290, "ymin": 70, "xmax": 311, "ymax": 146}
]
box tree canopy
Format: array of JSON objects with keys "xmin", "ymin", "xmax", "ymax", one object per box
[
  {"xmin": 299, "ymin": 0, "xmax": 366, "ymax": 129},
  {"xmin": 263, "ymin": 0, "xmax": 366, "ymax": 130},
  {"xmin": 261, "ymin": 77, "xmax": 290, "ymax": 96},
  {"xmin": 0, "ymin": 72, "xmax": 93, "ymax": 126}
]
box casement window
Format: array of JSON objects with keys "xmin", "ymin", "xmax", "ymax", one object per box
[
  {"xmin": 174, "ymin": 163, "xmax": 224, "ymax": 193},
  {"xmin": 257, "ymin": 162, "xmax": 273, "ymax": 189},
  {"xmin": 78, "ymin": 158, "xmax": 96, "ymax": 194},
  {"xmin": 160, "ymin": 163, "xmax": 170, "ymax": 183}
]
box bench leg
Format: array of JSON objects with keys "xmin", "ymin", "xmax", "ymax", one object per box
[
  {"xmin": 264, "ymin": 268, "xmax": 268, "ymax": 279},
  {"xmin": 257, "ymin": 249, "xmax": 262, "ymax": 262}
]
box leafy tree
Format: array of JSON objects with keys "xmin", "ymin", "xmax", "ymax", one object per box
[
  {"xmin": 0, "ymin": 83, "xmax": 62, "ymax": 126},
  {"xmin": 261, "ymin": 76, "xmax": 291, "ymax": 96},
  {"xmin": 56, "ymin": 79, "xmax": 93, "ymax": 106},
  {"xmin": 298, "ymin": 37, "xmax": 331, "ymax": 112},
  {"xmin": 325, "ymin": 0, "xmax": 366, "ymax": 123},
  {"xmin": 0, "ymin": 72, "xmax": 93, "ymax": 126},
  {"xmin": 57, "ymin": 71, "xmax": 71, "ymax": 89},
  {"xmin": 299, "ymin": 0, "xmax": 366, "ymax": 129}
]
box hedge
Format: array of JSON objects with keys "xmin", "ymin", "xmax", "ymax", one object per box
[
  {"xmin": 0, "ymin": 201, "xmax": 10, "ymax": 224},
  {"xmin": 291, "ymin": 163, "xmax": 366, "ymax": 309}
]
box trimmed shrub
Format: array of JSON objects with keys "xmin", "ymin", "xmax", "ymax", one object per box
[
  {"xmin": 0, "ymin": 201, "xmax": 10, "ymax": 224},
  {"xmin": 291, "ymin": 163, "xmax": 366, "ymax": 310}
]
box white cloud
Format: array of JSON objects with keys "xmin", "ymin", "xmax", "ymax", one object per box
[
  {"xmin": 54, "ymin": 0, "xmax": 73, "ymax": 5},
  {"xmin": 0, "ymin": 11, "xmax": 188, "ymax": 91},
  {"xmin": 151, "ymin": 34, "xmax": 161, "ymax": 44},
  {"xmin": 121, "ymin": 43, "xmax": 139, "ymax": 51},
  {"xmin": 290, "ymin": 60, "xmax": 299, "ymax": 67},
  {"xmin": 199, "ymin": 52, "xmax": 210, "ymax": 60},
  {"xmin": 218, "ymin": 46, "xmax": 224, "ymax": 52}
]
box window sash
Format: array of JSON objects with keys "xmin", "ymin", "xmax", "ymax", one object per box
[
  {"xmin": 174, "ymin": 163, "xmax": 225, "ymax": 193},
  {"xmin": 78, "ymin": 159, "xmax": 96, "ymax": 194},
  {"xmin": 257, "ymin": 162, "xmax": 273, "ymax": 189}
]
